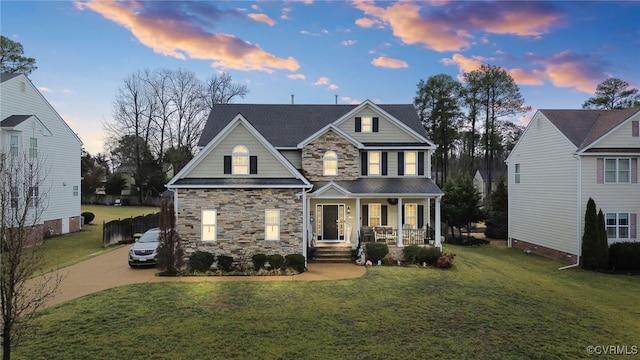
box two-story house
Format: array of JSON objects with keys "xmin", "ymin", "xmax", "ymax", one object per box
[
  {"xmin": 1, "ymin": 73, "xmax": 83, "ymax": 237},
  {"xmin": 506, "ymin": 108, "xmax": 639, "ymax": 264},
  {"xmin": 167, "ymin": 100, "xmax": 443, "ymax": 262}
]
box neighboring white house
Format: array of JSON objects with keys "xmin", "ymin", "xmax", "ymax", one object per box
[
  {"xmin": 506, "ymin": 108, "xmax": 639, "ymax": 263},
  {"xmin": 473, "ymin": 168, "xmax": 507, "ymax": 205},
  {"xmin": 0, "ymin": 73, "xmax": 83, "ymax": 236}
]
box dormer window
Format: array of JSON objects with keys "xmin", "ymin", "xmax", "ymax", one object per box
[
  {"xmin": 232, "ymin": 145, "xmax": 249, "ymax": 175},
  {"xmin": 361, "ymin": 117, "xmax": 372, "ymax": 133},
  {"xmin": 323, "ymin": 151, "xmax": 338, "ymax": 176}
]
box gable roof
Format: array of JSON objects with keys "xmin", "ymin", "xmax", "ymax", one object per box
[
  {"xmin": 199, "ymin": 103, "xmax": 427, "ymax": 148},
  {"xmin": 1, "ymin": 114, "xmax": 34, "ymax": 127},
  {"xmin": 0, "ymin": 73, "xmax": 21, "ymax": 83},
  {"xmin": 540, "ymin": 107, "xmax": 640, "ymax": 150}
]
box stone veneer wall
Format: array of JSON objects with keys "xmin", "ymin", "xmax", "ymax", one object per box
[
  {"xmin": 301, "ymin": 129, "xmax": 360, "ymax": 181},
  {"xmin": 177, "ymin": 188, "xmax": 304, "ymax": 259}
]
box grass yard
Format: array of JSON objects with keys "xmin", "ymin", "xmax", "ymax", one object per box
[
  {"xmin": 14, "ymin": 244, "xmax": 640, "ymax": 359},
  {"xmin": 39, "ymin": 205, "xmax": 159, "ymax": 272}
]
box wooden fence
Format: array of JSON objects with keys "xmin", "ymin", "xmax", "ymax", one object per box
[{"xmin": 102, "ymin": 213, "xmax": 160, "ymax": 247}]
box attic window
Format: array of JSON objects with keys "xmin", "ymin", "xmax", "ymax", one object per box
[
  {"xmin": 355, "ymin": 117, "xmax": 379, "ymax": 133},
  {"xmin": 361, "ymin": 117, "xmax": 372, "ymax": 132},
  {"xmin": 232, "ymin": 145, "xmax": 249, "ymax": 175}
]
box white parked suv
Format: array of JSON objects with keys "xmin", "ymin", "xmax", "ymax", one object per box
[{"xmin": 128, "ymin": 228, "xmax": 160, "ymax": 267}]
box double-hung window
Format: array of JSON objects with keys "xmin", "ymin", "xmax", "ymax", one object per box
[
  {"xmin": 265, "ymin": 209, "xmax": 280, "ymax": 241},
  {"xmin": 368, "ymin": 152, "xmax": 381, "ymax": 176},
  {"xmin": 514, "ymin": 164, "xmax": 521, "ymax": 184},
  {"xmin": 361, "ymin": 117, "xmax": 372, "ymax": 133},
  {"xmin": 232, "ymin": 145, "xmax": 249, "ymax": 175},
  {"xmin": 605, "ymin": 159, "xmax": 630, "ymax": 183},
  {"xmin": 10, "ymin": 135, "xmax": 18, "ymax": 157},
  {"xmin": 202, "ymin": 210, "xmax": 217, "ymax": 241},
  {"xmin": 368, "ymin": 203, "xmax": 381, "ymax": 227},
  {"xmin": 405, "ymin": 152, "xmax": 417, "ymax": 175},
  {"xmin": 29, "ymin": 137, "xmax": 38, "ymax": 159},
  {"xmin": 606, "ymin": 213, "xmax": 629, "ymax": 239},
  {"xmin": 404, "ymin": 203, "xmax": 418, "ymax": 228},
  {"xmin": 29, "ymin": 186, "xmax": 38, "ymax": 207}
]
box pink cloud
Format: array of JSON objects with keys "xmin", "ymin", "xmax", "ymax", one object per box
[
  {"xmin": 287, "ymin": 73, "xmax": 306, "ymax": 80},
  {"xmin": 353, "ymin": 0, "xmax": 563, "ymax": 52},
  {"xmin": 248, "ymin": 13, "xmax": 276, "ymax": 26},
  {"xmin": 313, "ymin": 77, "xmax": 330, "ymax": 86},
  {"xmin": 75, "ymin": 1, "xmax": 299, "ymax": 73},
  {"xmin": 371, "ymin": 56, "xmax": 408, "ymax": 69}
]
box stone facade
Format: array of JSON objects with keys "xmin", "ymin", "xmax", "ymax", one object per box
[
  {"xmin": 177, "ymin": 188, "xmax": 304, "ymax": 259},
  {"xmin": 301, "ymin": 129, "xmax": 360, "ymax": 181}
]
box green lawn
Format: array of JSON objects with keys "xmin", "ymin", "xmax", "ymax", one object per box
[
  {"xmin": 39, "ymin": 205, "xmax": 159, "ymax": 272},
  {"xmin": 15, "ymin": 244, "xmax": 640, "ymax": 359}
]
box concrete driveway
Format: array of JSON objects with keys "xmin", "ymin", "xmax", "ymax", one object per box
[{"xmin": 41, "ymin": 246, "xmax": 366, "ymax": 308}]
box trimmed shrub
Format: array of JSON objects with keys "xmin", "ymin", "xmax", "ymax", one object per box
[
  {"xmin": 267, "ymin": 254, "xmax": 285, "ymax": 270},
  {"xmin": 365, "ymin": 243, "xmax": 389, "ymax": 264},
  {"xmin": 216, "ymin": 255, "xmax": 235, "ymax": 272},
  {"xmin": 436, "ymin": 253, "xmax": 456, "ymax": 269},
  {"xmin": 609, "ymin": 242, "xmax": 640, "ymax": 271},
  {"xmin": 285, "ymin": 254, "xmax": 306, "ymax": 273},
  {"xmin": 189, "ymin": 251, "xmax": 215, "ymax": 273},
  {"xmin": 252, "ymin": 253, "xmax": 268, "ymax": 271},
  {"xmin": 402, "ymin": 245, "xmax": 442, "ymax": 265},
  {"xmin": 81, "ymin": 212, "xmax": 95, "ymax": 225}
]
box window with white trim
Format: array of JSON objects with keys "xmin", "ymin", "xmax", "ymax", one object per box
[
  {"xmin": 232, "ymin": 145, "xmax": 249, "ymax": 175},
  {"xmin": 323, "ymin": 151, "xmax": 338, "ymax": 176},
  {"xmin": 369, "ymin": 203, "xmax": 381, "ymax": 227},
  {"xmin": 361, "ymin": 117, "xmax": 372, "ymax": 133},
  {"xmin": 404, "ymin": 203, "xmax": 417, "ymax": 228},
  {"xmin": 514, "ymin": 163, "xmax": 521, "ymax": 184},
  {"xmin": 265, "ymin": 209, "xmax": 280, "ymax": 240},
  {"xmin": 368, "ymin": 151, "xmax": 381, "ymax": 176},
  {"xmin": 10, "ymin": 135, "xmax": 18, "ymax": 157},
  {"xmin": 405, "ymin": 151, "xmax": 417, "ymax": 175},
  {"xmin": 605, "ymin": 159, "xmax": 630, "ymax": 183},
  {"xmin": 29, "ymin": 137, "xmax": 38, "ymax": 159},
  {"xmin": 29, "ymin": 186, "xmax": 38, "ymax": 207},
  {"xmin": 202, "ymin": 210, "xmax": 217, "ymax": 241},
  {"xmin": 606, "ymin": 213, "xmax": 629, "ymax": 240}
]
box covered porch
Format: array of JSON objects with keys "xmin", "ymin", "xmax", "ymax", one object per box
[{"xmin": 306, "ymin": 179, "xmax": 443, "ymax": 250}]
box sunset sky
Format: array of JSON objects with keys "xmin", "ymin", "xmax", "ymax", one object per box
[{"xmin": 2, "ymin": 1, "xmax": 639, "ymax": 155}]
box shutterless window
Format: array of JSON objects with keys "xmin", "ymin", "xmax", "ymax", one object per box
[
  {"xmin": 29, "ymin": 186, "xmax": 38, "ymax": 207},
  {"xmin": 361, "ymin": 117, "xmax": 372, "ymax": 133},
  {"xmin": 369, "ymin": 203, "xmax": 381, "ymax": 227},
  {"xmin": 29, "ymin": 137, "xmax": 37, "ymax": 159},
  {"xmin": 73, "ymin": 185, "xmax": 79, "ymax": 196},
  {"xmin": 10, "ymin": 135, "xmax": 18, "ymax": 157},
  {"xmin": 515, "ymin": 164, "xmax": 521, "ymax": 184},
  {"xmin": 606, "ymin": 213, "xmax": 629, "ymax": 239},
  {"xmin": 405, "ymin": 152, "xmax": 417, "ymax": 175},
  {"xmin": 265, "ymin": 209, "xmax": 280, "ymax": 241},
  {"xmin": 323, "ymin": 151, "xmax": 338, "ymax": 176},
  {"xmin": 232, "ymin": 145, "xmax": 249, "ymax": 175},
  {"xmin": 605, "ymin": 159, "xmax": 630, "ymax": 183},
  {"xmin": 202, "ymin": 210, "xmax": 217, "ymax": 241},
  {"xmin": 368, "ymin": 152, "xmax": 381, "ymax": 176}
]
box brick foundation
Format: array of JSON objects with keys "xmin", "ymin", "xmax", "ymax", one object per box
[{"xmin": 510, "ymin": 238, "xmax": 577, "ymax": 264}]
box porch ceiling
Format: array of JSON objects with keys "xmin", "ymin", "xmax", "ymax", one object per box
[{"xmin": 312, "ymin": 178, "xmax": 443, "ymax": 196}]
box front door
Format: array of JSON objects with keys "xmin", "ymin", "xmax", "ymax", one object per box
[{"xmin": 316, "ymin": 204, "xmax": 345, "ymax": 242}]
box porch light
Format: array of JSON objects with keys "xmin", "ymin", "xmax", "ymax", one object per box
[{"xmin": 346, "ymin": 206, "xmax": 351, "ymax": 214}]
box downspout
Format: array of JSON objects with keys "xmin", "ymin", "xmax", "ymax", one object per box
[{"xmin": 559, "ymin": 154, "xmax": 581, "ymax": 270}]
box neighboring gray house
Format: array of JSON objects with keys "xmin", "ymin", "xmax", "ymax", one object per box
[
  {"xmin": 506, "ymin": 108, "xmax": 639, "ymax": 264},
  {"xmin": 473, "ymin": 168, "xmax": 507, "ymax": 205},
  {"xmin": 0, "ymin": 73, "xmax": 83, "ymax": 236},
  {"xmin": 167, "ymin": 100, "xmax": 443, "ymax": 262}
]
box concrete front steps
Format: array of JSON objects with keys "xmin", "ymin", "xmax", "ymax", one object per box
[{"xmin": 311, "ymin": 245, "xmax": 353, "ymax": 263}]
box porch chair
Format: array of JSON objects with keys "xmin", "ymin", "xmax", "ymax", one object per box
[{"xmin": 360, "ymin": 226, "xmax": 375, "ymax": 243}]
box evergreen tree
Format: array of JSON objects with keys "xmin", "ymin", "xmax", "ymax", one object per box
[
  {"xmin": 582, "ymin": 78, "xmax": 640, "ymax": 109},
  {"xmin": 484, "ymin": 178, "xmax": 508, "ymax": 239},
  {"xmin": 596, "ymin": 209, "xmax": 609, "ymax": 269},
  {"xmin": 581, "ymin": 198, "xmax": 608, "ymax": 270},
  {"xmin": 442, "ymin": 174, "xmax": 485, "ymax": 239}
]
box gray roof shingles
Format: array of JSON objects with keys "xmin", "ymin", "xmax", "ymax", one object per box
[
  {"xmin": 541, "ymin": 107, "xmax": 640, "ymax": 150},
  {"xmin": 1, "ymin": 115, "xmax": 33, "ymax": 127},
  {"xmin": 198, "ymin": 103, "xmax": 426, "ymax": 148},
  {"xmin": 314, "ymin": 178, "xmax": 443, "ymax": 196},
  {"xmin": 172, "ymin": 178, "xmax": 308, "ymax": 187}
]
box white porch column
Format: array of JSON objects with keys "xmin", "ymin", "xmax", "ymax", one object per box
[
  {"xmin": 426, "ymin": 198, "xmax": 431, "ymax": 227},
  {"xmin": 435, "ymin": 196, "xmax": 442, "ymax": 250},
  {"xmin": 397, "ymin": 197, "xmax": 403, "ymax": 247},
  {"xmin": 303, "ymin": 191, "xmax": 309, "ymax": 262},
  {"xmin": 355, "ymin": 197, "xmax": 361, "ymax": 245}
]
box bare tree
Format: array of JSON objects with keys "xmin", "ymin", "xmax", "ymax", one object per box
[
  {"xmin": 1, "ymin": 151, "xmax": 62, "ymax": 360},
  {"xmin": 167, "ymin": 69, "xmax": 207, "ymax": 154},
  {"xmin": 203, "ymin": 71, "xmax": 249, "ymax": 110}
]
